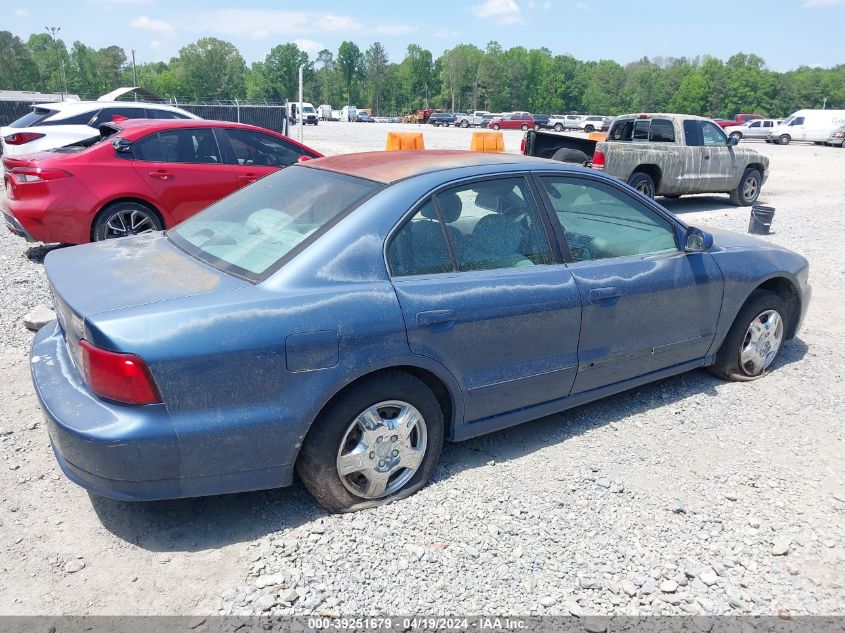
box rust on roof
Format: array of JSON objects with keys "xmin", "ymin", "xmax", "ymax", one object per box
[{"xmin": 301, "ymin": 150, "xmax": 548, "ymax": 183}]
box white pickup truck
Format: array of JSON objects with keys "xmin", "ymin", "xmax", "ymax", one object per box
[{"xmin": 454, "ymin": 111, "xmax": 490, "ymax": 128}]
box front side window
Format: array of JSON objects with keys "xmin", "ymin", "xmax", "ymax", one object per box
[
  {"xmin": 791, "ymin": 117, "xmax": 805, "ymax": 126},
  {"xmin": 158, "ymin": 128, "xmax": 222, "ymax": 164},
  {"xmin": 749, "ymin": 121, "xmax": 761, "ymax": 128},
  {"xmin": 170, "ymin": 167, "xmax": 379, "ymax": 281},
  {"xmin": 225, "ymin": 129, "xmax": 308, "ymax": 167},
  {"xmin": 541, "ymin": 177, "xmax": 678, "ymax": 261},
  {"xmin": 701, "ymin": 121, "xmax": 727, "ymax": 146}
]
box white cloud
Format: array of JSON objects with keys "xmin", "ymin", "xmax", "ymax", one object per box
[
  {"xmin": 803, "ymin": 0, "xmax": 840, "ymax": 6},
  {"xmin": 543, "ymin": 0, "xmax": 551, "ymax": 8},
  {"xmin": 90, "ymin": 0, "xmax": 155, "ymax": 4},
  {"xmin": 193, "ymin": 10, "xmax": 363, "ymax": 37},
  {"xmin": 293, "ymin": 38, "xmax": 326, "ymax": 57},
  {"xmin": 150, "ymin": 40, "xmax": 162, "ymax": 50},
  {"xmin": 14, "ymin": 8, "xmax": 28, "ymax": 15},
  {"xmin": 527, "ymin": 0, "xmax": 537, "ymax": 7},
  {"xmin": 130, "ymin": 15, "xmax": 174, "ymax": 32},
  {"xmin": 471, "ymin": 0, "xmax": 525, "ymax": 24},
  {"xmin": 576, "ymin": 2, "xmax": 592, "ymax": 10}
]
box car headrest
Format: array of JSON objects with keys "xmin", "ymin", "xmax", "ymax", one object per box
[
  {"xmin": 475, "ymin": 190, "xmax": 501, "ymax": 212},
  {"xmin": 245, "ymin": 208, "xmax": 294, "ymax": 235},
  {"xmin": 437, "ymin": 192, "xmax": 462, "ymax": 223},
  {"xmin": 419, "ymin": 201, "xmax": 439, "ymax": 221},
  {"xmin": 472, "ymin": 214, "xmax": 522, "ymax": 256}
]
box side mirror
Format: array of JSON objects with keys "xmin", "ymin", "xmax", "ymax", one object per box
[
  {"xmin": 684, "ymin": 226, "xmax": 713, "ymax": 253},
  {"xmin": 727, "ymin": 136, "xmax": 739, "ymax": 147},
  {"xmin": 111, "ymin": 137, "xmax": 132, "ymax": 153}
]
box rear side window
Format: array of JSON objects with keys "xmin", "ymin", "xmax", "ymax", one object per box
[
  {"xmin": 9, "ymin": 108, "xmax": 54, "ymax": 128},
  {"xmin": 649, "ymin": 119, "xmax": 675, "ymax": 142},
  {"xmin": 633, "ymin": 120, "xmax": 650, "ymax": 141},
  {"xmin": 131, "ymin": 133, "xmax": 165, "ymax": 162},
  {"xmin": 387, "ymin": 200, "xmax": 453, "ymax": 277},
  {"xmin": 158, "ymin": 128, "xmax": 222, "ymax": 164},
  {"xmin": 90, "ymin": 107, "xmax": 149, "ymax": 128},
  {"xmin": 683, "ymin": 120, "xmax": 703, "ymax": 146}
]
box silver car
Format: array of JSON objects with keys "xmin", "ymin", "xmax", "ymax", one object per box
[
  {"xmin": 825, "ymin": 126, "xmax": 845, "ymax": 147},
  {"xmin": 725, "ymin": 118, "xmax": 782, "ymax": 141}
]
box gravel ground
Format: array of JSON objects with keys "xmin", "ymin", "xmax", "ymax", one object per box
[{"xmin": 0, "ymin": 124, "xmax": 842, "ymax": 616}]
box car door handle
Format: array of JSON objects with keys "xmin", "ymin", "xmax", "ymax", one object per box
[
  {"xmin": 417, "ymin": 310, "xmax": 457, "ymax": 329},
  {"xmin": 148, "ymin": 170, "xmax": 173, "ymax": 180},
  {"xmin": 589, "ymin": 287, "xmax": 622, "ymax": 305}
]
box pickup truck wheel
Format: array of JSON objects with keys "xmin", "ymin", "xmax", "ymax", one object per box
[
  {"xmin": 708, "ymin": 291, "xmax": 787, "ymax": 382},
  {"xmin": 778, "ymin": 134, "xmax": 791, "ymax": 145},
  {"xmin": 729, "ymin": 168, "xmax": 762, "ymax": 206},
  {"xmin": 584, "ymin": 125, "xmax": 595, "ymax": 133},
  {"xmin": 729, "ymin": 131, "xmax": 742, "ymax": 141},
  {"xmin": 551, "ymin": 148, "xmax": 590, "ymax": 165},
  {"xmin": 554, "ymin": 123, "xmax": 563, "ymax": 132},
  {"xmin": 628, "ymin": 172, "xmax": 656, "ymax": 199},
  {"xmin": 296, "ymin": 371, "xmax": 444, "ymax": 513},
  {"xmin": 461, "ymin": 120, "xmax": 469, "ymax": 128}
]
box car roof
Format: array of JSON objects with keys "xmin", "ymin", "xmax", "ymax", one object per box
[
  {"xmin": 38, "ymin": 100, "xmax": 188, "ymax": 115},
  {"xmin": 302, "ymin": 150, "xmax": 553, "ymax": 184},
  {"xmin": 614, "ymin": 113, "xmax": 712, "ymax": 122},
  {"xmin": 115, "ymin": 119, "xmax": 267, "ymax": 133}
]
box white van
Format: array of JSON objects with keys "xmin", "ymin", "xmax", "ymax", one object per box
[
  {"xmin": 286, "ymin": 102, "xmax": 319, "ymax": 125},
  {"xmin": 768, "ymin": 109, "xmax": 845, "ymax": 145}
]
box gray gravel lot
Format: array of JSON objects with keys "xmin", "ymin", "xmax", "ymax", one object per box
[{"xmin": 0, "ymin": 124, "xmax": 842, "ymax": 616}]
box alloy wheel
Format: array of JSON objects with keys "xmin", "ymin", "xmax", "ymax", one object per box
[{"xmin": 103, "ymin": 208, "xmax": 158, "ymax": 239}]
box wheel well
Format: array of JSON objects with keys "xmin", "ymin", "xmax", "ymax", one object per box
[
  {"xmin": 754, "ymin": 277, "xmax": 801, "ymax": 339},
  {"xmin": 314, "ymin": 366, "xmax": 456, "ymax": 438},
  {"xmin": 747, "ymin": 162, "xmax": 766, "ymax": 178},
  {"xmin": 632, "ymin": 164, "xmax": 662, "ymax": 190},
  {"xmin": 91, "ymin": 198, "xmax": 165, "ymax": 241}
]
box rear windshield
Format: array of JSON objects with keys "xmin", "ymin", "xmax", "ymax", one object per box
[
  {"xmin": 168, "ymin": 166, "xmax": 380, "ymax": 282},
  {"xmin": 9, "ymin": 107, "xmax": 54, "ymax": 128}
]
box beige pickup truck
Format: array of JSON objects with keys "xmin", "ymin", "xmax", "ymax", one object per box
[{"xmin": 523, "ymin": 113, "xmax": 769, "ymax": 206}]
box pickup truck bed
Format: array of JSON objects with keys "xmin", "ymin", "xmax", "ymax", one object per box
[{"xmin": 523, "ymin": 131, "xmax": 597, "ymax": 163}]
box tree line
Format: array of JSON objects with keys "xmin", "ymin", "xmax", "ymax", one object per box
[{"xmin": 1, "ymin": 30, "xmax": 843, "ymax": 118}]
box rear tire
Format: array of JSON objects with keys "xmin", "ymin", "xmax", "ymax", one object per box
[
  {"xmin": 461, "ymin": 120, "xmax": 469, "ymax": 128},
  {"xmin": 551, "ymin": 148, "xmax": 590, "ymax": 165},
  {"xmin": 729, "ymin": 131, "xmax": 742, "ymax": 141},
  {"xmin": 492, "ymin": 123, "xmax": 500, "ymax": 131},
  {"xmin": 584, "ymin": 125, "xmax": 594, "ymax": 133},
  {"xmin": 554, "ymin": 123, "xmax": 563, "ymax": 132},
  {"xmin": 708, "ymin": 290, "xmax": 788, "ymax": 382},
  {"xmin": 729, "ymin": 167, "xmax": 762, "ymax": 206},
  {"xmin": 778, "ymin": 134, "xmax": 791, "ymax": 145},
  {"xmin": 296, "ymin": 372, "xmax": 445, "ymax": 513},
  {"xmin": 628, "ymin": 172, "xmax": 656, "ymax": 199},
  {"xmin": 92, "ymin": 201, "xmax": 163, "ymax": 242},
  {"xmin": 521, "ymin": 124, "xmax": 529, "ymax": 131}
]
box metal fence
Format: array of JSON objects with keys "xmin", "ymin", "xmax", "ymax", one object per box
[{"xmin": 0, "ymin": 99, "xmax": 288, "ymax": 133}]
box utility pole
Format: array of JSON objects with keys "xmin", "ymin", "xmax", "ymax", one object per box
[
  {"xmin": 131, "ymin": 49, "xmax": 138, "ymax": 101},
  {"xmin": 822, "ymin": 97, "xmax": 828, "ymax": 110},
  {"xmin": 45, "ymin": 26, "xmax": 67, "ymax": 100},
  {"xmin": 298, "ymin": 64, "xmax": 304, "ymax": 143}
]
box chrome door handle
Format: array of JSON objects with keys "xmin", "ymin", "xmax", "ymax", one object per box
[{"xmin": 589, "ymin": 287, "xmax": 622, "ymax": 305}]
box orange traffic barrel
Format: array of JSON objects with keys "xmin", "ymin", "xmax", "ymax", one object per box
[{"xmin": 386, "ymin": 132, "xmax": 425, "ymax": 151}]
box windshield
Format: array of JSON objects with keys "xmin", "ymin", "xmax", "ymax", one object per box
[
  {"xmin": 303, "ymin": 106, "xmax": 316, "ymax": 113},
  {"xmin": 169, "ymin": 166, "xmax": 380, "ymax": 282},
  {"xmin": 780, "ymin": 116, "xmax": 795, "ymax": 126}
]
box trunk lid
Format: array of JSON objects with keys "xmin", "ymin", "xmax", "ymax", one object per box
[{"xmin": 45, "ymin": 233, "xmax": 248, "ymax": 322}]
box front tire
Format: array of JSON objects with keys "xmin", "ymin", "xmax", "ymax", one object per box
[
  {"xmin": 297, "ymin": 372, "xmax": 445, "ymax": 513},
  {"xmin": 521, "ymin": 124, "xmax": 529, "ymax": 131},
  {"xmin": 492, "ymin": 123, "xmax": 500, "ymax": 131},
  {"xmin": 554, "ymin": 123, "xmax": 563, "ymax": 132},
  {"xmin": 461, "ymin": 120, "xmax": 469, "ymax": 128},
  {"xmin": 729, "ymin": 167, "xmax": 762, "ymax": 206},
  {"xmin": 709, "ymin": 291, "xmax": 788, "ymax": 381},
  {"xmin": 92, "ymin": 202, "xmax": 162, "ymax": 241},
  {"xmin": 628, "ymin": 172, "xmax": 656, "ymax": 199},
  {"xmin": 729, "ymin": 131, "xmax": 742, "ymax": 141},
  {"xmin": 584, "ymin": 125, "xmax": 594, "ymax": 133},
  {"xmin": 778, "ymin": 134, "xmax": 791, "ymax": 145}
]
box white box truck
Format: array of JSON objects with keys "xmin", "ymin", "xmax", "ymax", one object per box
[
  {"xmin": 317, "ymin": 104, "xmax": 333, "ymax": 121},
  {"xmin": 768, "ymin": 109, "xmax": 845, "ymax": 145},
  {"xmin": 340, "ymin": 105, "xmax": 357, "ymax": 122},
  {"xmin": 286, "ymin": 102, "xmax": 319, "ymax": 125}
]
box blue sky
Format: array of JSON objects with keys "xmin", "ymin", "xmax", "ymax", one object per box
[{"xmin": 7, "ymin": 0, "xmax": 845, "ymax": 71}]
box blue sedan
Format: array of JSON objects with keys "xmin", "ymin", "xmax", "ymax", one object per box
[{"xmin": 32, "ymin": 151, "xmax": 811, "ymax": 512}]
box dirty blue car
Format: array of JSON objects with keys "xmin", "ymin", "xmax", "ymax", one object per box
[{"xmin": 32, "ymin": 151, "xmax": 811, "ymax": 512}]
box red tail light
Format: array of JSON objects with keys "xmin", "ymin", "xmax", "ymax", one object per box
[
  {"xmin": 592, "ymin": 149, "xmax": 606, "ymax": 170},
  {"xmin": 4, "ymin": 132, "xmax": 46, "ymax": 145},
  {"xmin": 520, "ymin": 137, "xmax": 526, "ymax": 154},
  {"xmin": 78, "ymin": 340, "xmax": 162, "ymax": 405},
  {"xmin": 10, "ymin": 167, "xmax": 72, "ymax": 183}
]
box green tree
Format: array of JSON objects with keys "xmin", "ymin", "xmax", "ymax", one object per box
[
  {"xmin": 582, "ymin": 60, "xmax": 626, "ymax": 114},
  {"xmin": 0, "ymin": 31, "xmax": 38, "ymax": 90},
  {"xmin": 364, "ymin": 42, "xmax": 389, "ymax": 114},
  {"xmin": 316, "ymin": 49, "xmax": 334, "ymax": 105},
  {"xmin": 175, "ymin": 37, "xmax": 246, "ymax": 100},
  {"xmin": 263, "ymin": 43, "xmax": 310, "ymax": 102},
  {"xmin": 337, "ymin": 41, "xmax": 363, "ymax": 106},
  {"xmin": 669, "ymin": 71, "xmax": 709, "ymax": 115}
]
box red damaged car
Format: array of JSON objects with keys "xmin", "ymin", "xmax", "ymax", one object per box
[{"xmin": 2, "ymin": 119, "xmax": 322, "ymax": 244}]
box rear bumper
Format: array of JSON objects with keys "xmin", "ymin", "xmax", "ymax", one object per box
[
  {"xmin": 1, "ymin": 177, "xmax": 97, "ymax": 244},
  {"xmin": 31, "ymin": 323, "xmax": 293, "ymax": 501},
  {"xmin": 3, "ymin": 211, "xmax": 37, "ymax": 242}
]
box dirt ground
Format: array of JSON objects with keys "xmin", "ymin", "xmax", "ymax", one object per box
[{"xmin": 0, "ymin": 124, "xmax": 842, "ymax": 615}]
